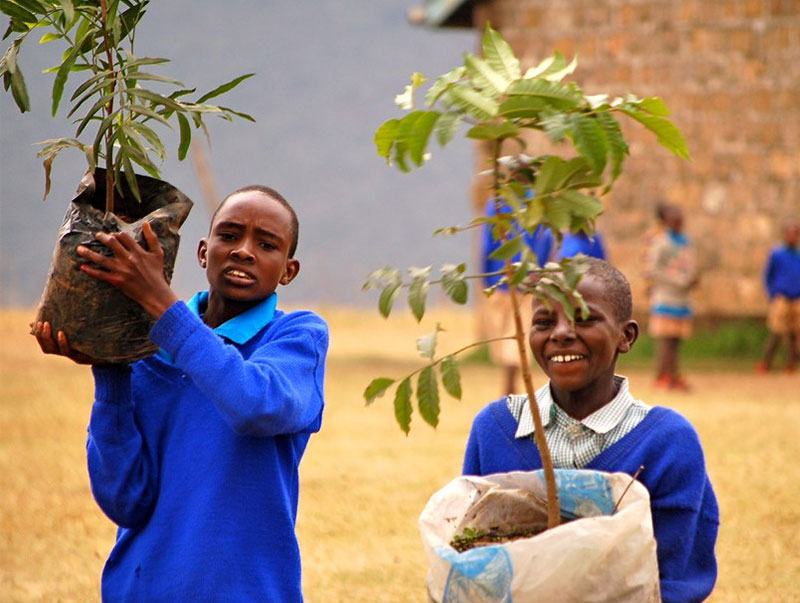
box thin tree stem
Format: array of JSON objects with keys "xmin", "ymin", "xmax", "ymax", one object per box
[{"xmin": 99, "ymin": 0, "xmax": 116, "ymax": 215}]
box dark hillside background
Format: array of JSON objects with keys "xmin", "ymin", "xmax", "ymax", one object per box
[{"xmin": 0, "ymin": 1, "xmax": 474, "ymax": 306}]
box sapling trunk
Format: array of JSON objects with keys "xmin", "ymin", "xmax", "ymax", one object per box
[{"xmin": 99, "ymin": 0, "xmax": 115, "ymax": 215}]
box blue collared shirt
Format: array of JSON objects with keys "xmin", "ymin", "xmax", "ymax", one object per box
[{"xmin": 157, "ymin": 291, "xmax": 278, "ymax": 363}]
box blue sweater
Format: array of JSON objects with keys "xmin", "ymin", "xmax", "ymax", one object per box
[
  {"xmin": 463, "ymin": 400, "xmax": 719, "ymax": 603},
  {"xmin": 765, "ymin": 245, "xmax": 800, "ymax": 299},
  {"xmin": 88, "ymin": 299, "xmax": 328, "ymax": 602}
]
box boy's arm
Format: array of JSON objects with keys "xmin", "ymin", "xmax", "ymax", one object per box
[
  {"xmin": 86, "ymin": 365, "xmax": 158, "ymax": 529},
  {"xmin": 152, "ymin": 302, "xmax": 328, "ymax": 437},
  {"xmin": 462, "ymin": 419, "xmax": 482, "ymax": 475},
  {"xmin": 764, "ymin": 251, "xmax": 777, "ymax": 298}
]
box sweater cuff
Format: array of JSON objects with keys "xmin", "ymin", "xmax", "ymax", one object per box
[
  {"xmin": 92, "ymin": 365, "xmax": 133, "ymax": 405},
  {"xmin": 149, "ymin": 300, "xmax": 201, "ymax": 357}
]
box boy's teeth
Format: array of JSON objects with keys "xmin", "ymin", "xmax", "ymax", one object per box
[{"xmin": 552, "ymin": 354, "xmax": 584, "ymax": 363}]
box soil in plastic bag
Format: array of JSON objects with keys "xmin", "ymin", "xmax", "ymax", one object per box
[{"xmin": 32, "ymin": 168, "xmax": 193, "ymax": 364}]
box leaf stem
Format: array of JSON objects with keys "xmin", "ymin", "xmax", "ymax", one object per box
[{"xmin": 99, "ymin": 0, "xmax": 116, "ymax": 214}]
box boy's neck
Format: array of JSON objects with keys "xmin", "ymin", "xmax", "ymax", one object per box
[
  {"xmin": 203, "ymin": 292, "xmax": 268, "ymax": 328},
  {"xmin": 549, "ymin": 375, "xmax": 621, "ymax": 421}
]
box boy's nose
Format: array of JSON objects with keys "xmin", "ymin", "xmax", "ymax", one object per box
[
  {"xmin": 231, "ymin": 241, "xmax": 256, "ymax": 261},
  {"xmin": 550, "ymin": 315, "xmax": 576, "ymax": 340}
]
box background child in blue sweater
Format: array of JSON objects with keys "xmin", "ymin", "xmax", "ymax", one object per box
[
  {"xmin": 463, "ymin": 258, "xmax": 718, "ymax": 603},
  {"xmin": 758, "ymin": 220, "xmax": 800, "ymax": 373},
  {"xmin": 33, "ymin": 186, "xmax": 328, "ymax": 602}
]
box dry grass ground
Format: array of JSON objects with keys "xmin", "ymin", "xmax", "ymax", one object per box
[{"xmin": 1, "ymin": 307, "xmax": 798, "ymax": 602}]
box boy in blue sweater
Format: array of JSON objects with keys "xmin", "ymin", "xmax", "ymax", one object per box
[
  {"xmin": 34, "ymin": 185, "xmax": 328, "ymax": 602},
  {"xmin": 463, "ymin": 258, "xmax": 718, "ymax": 603},
  {"xmin": 758, "ymin": 220, "xmax": 800, "ymax": 373}
]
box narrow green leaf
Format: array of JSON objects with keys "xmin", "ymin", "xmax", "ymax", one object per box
[
  {"xmin": 69, "ymin": 68, "xmax": 112, "ymax": 102},
  {"xmin": 120, "ymin": 153, "xmax": 141, "ymax": 203},
  {"xmin": 506, "ymin": 79, "xmax": 582, "ymax": 110},
  {"xmin": 464, "ymin": 53, "xmax": 509, "ymax": 95},
  {"xmin": 621, "ymin": 108, "xmax": 690, "ymax": 160},
  {"xmin": 441, "ymin": 262, "xmax": 468, "ymax": 305},
  {"xmin": 393, "ymin": 378, "xmax": 413, "ymax": 435},
  {"xmin": 440, "ymin": 356, "xmax": 462, "ymax": 400},
  {"xmin": 408, "ymin": 266, "xmax": 431, "ymax": 322},
  {"xmin": 126, "ymin": 88, "xmax": 183, "ymax": 112},
  {"xmin": 374, "ymin": 118, "xmax": 399, "ymax": 160},
  {"xmin": 128, "ymin": 121, "xmax": 166, "ymax": 161},
  {"xmin": 52, "ymin": 43, "xmax": 83, "ymax": 116},
  {"xmin": 177, "ymin": 112, "xmax": 191, "ymax": 160},
  {"xmin": 74, "ymin": 91, "xmax": 115, "ymax": 136},
  {"xmin": 489, "ymin": 235, "xmax": 523, "ymax": 260},
  {"xmin": 364, "ymin": 377, "xmax": 395, "ymax": 404},
  {"xmin": 0, "ymin": 1, "xmax": 37, "ymax": 23},
  {"xmin": 424, "ymin": 65, "xmax": 465, "ymax": 106},
  {"xmin": 570, "ymin": 114, "xmax": 608, "ymax": 175},
  {"xmin": 128, "ymin": 103, "xmax": 171, "ymax": 127},
  {"xmin": 58, "ymin": 0, "xmax": 74, "ymax": 25},
  {"xmin": 417, "ymin": 366, "xmax": 440, "ymax": 428},
  {"xmin": 38, "ymin": 32, "xmax": 60, "ymax": 44},
  {"xmin": 9, "ymin": 65, "xmax": 29, "ymax": 112},
  {"xmin": 217, "ymin": 106, "xmax": 256, "ymax": 122},
  {"xmin": 596, "ymin": 111, "xmax": 628, "ymax": 187},
  {"xmin": 196, "ymin": 72, "xmax": 254, "ymax": 104},
  {"xmin": 482, "ymin": 25, "xmax": 520, "ymax": 81},
  {"xmin": 497, "ymin": 95, "xmax": 547, "ymax": 119},
  {"xmin": 639, "ymin": 96, "xmax": 670, "ymax": 116}
]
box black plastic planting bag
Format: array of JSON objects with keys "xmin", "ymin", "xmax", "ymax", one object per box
[{"xmin": 32, "ymin": 168, "xmax": 193, "ymax": 364}]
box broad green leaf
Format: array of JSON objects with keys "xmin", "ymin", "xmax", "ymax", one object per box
[
  {"xmin": 440, "ymin": 356, "xmax": 462, "ymax": 400},
  {"xmin": 58, "ymin": 0, "xmax": 74, "ymax": 26},
  {"xmin": 569, "ymin": 114, "xmax": 608, "ymax": 175},
  {"xmin": 639, "ymin": 96, "xmax": 670, "ymax": 116},
  {"xmin": 398, "ymin": 110, "xmax": 440, "ymax": 166},
  {"xmin": 497, "ymin": 95, "xmax": 547, "ymax": 119},
  {"xmin": 506, "ymin": 79, "xmax": 582, "ymax": 110},
  {"xmin": 489, "ymin": 235, "xmax": 523, "ymax": 260},
  {"xmin": 482, "ymin": 25, "xmax": 520, "ymax": 81},
  {"xmin": 177, "ymin": 112, "xmax": 191, "ymax": 160},
  {"xmin": 424, "ymin": 65, "xmax": 465, "ymax": 106},
  {"xmin": 12, "ymin": 0, "xmax": 46, "ymax": 14},
  {"xmin": 544, "ymin": 198, "xmax": 571, "ymax": 231},
  {"xmin": 597, "ymin": 111, "xmax": 628, "ymax": 186},
  {"xmin": 417, "ymin": 366, "xmax": 440, "ymax": 428},
  {"xmin": 621, "ymin": 107, "xmax": 690, "ymax": 159},
  {"xmin": 408, "ymin": 266, "xmax": 431, "ymax": 322},
  {"xmin": 538, "ymin": 282, "xmax": 576, "ymax": 321},
  {"xmin": 435, "ymin": 112, "xmax": 461, "ymax": 146},
  {"xmin": 464, "ymin": 53, "xmax": 509, "ymax": 95},
  {"xmin": 559, "ymin": 190, "xmax": 602, "ymax": 220},
  {"xmin": 524, "ymin": 52, "xmax": 571, "ymax": 79},
  {"xmin": 441, "ymin": 262, "xmax": 468, "ymax": 304},
  {"xmin": 0, "ymin": 1, "xmax": 36, "ymax": 23},
  {"xmin": 542, "ymin": 54, "xmax": 578, "ymax": 82},
  {"xmin": 364, "ymin": 377, "xmax": 395, "ymax": 404},
  {"xmin": 378, "ymin": 281, "xmax": 401, "ymax": 317},
  {"xmin": 196, "ymin": 73, "xmax": 254, "ymax": 104},
  {"xmin": 374, "ymin": 118, "xmax": 399, "ymax": 160},
  {"xmin": 448, "ymin": 85, "xmax": 498, "ymax": 120},
  {"xmin": 466, "ymin": 122, "xmax": 519, "ymax": 141},
  {"xmin": 416, "ymin": 327, "xmax": 439, "ymax": 359},
  {"xmin": 393, "ymin": 378, "xmax": 412, "ymax": 434},
  {"xmin": 541, "ymin": 113, "xmax": 570, "ymax": 141}
]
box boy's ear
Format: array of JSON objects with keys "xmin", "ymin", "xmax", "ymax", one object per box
[
  {"xmin": 197, "ymin": 239, "xmax": 208, "ymax": 269},
  {"xmin": 279, "ymin": 258, "xmax": 300, "ymax": 286},
  {"xmin": 618, "ymin": 319, "xmax": 639, "ymax": 354}
]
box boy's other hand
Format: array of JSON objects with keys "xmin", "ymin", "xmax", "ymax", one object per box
[
  {"xmin": 76, "ymin": 222, "xmax": 178, "ymax": 318},
  {"xmin": 31, "ymin": 321, "xmax": 94, "ymax": 364}
]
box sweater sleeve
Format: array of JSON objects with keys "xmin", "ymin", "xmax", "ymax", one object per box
[
  {"xmin": 86, "ymin": 364, "xmax": 158, "ymax": 529},
  {"xmin": 150, "ymin": 302, "xmax": 328, "ymax": 437},
  {"xmin": 764, "ymin": 250, "xmax": 777, "ymax": 299},
  {"xmin": 462, "ymin": 416, "xmax": 482, "ymax": 475},
  {"xmin": 648, "ymin": 419, "xmax": 719, "ymax": 603}
]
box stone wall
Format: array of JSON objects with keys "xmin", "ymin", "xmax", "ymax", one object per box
[{"xmin": 468, "ymin": 0, "xmax": 799, "ymax": 316}]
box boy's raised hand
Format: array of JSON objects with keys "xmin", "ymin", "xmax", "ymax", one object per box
[
  {"xmin": 31, "ymin": 320, "xmax": 94, "ymax": 364},
  {"xmin": 77, "ymin": 222, "xmax": 178, "ymax": 319}
]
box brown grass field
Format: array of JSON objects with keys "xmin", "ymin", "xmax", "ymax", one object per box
[{"xmin": 1, "ymin": 307, "xmax": 799, "ymax": 602}]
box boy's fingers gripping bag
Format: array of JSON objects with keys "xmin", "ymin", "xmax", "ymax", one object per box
[
  {"xmin": 32, "ymin": 168, "xmax": 193, "ymax": 364},
  {"xmin": 420, "ymin": 469, "xmax": 661, "ymax": 603}
]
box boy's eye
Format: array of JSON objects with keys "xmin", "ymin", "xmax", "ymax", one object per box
[
  {"xmin": 533, "ymin": 318, "xmax": 554, "ymax": 329},
  {"xmin": 259, "ymin": 241, "xmax": 276, "ymax": 250},
  {"xmin": 218, "ymin": 232, "xmax": 236, "ymax": 241}
]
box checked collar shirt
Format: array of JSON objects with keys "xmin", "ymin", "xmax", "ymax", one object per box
[{"xmin": 506, "ymin": 376, "xmax": 650, "ymax": 469}]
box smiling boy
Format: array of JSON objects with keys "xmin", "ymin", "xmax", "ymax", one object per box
[
  {"xmin": 463, "ymin": 258, "xmax": 718, "ymax": 603},
  {"xmin": 34, "ymin": 185, "xmax": 328, "ymax": 602}
]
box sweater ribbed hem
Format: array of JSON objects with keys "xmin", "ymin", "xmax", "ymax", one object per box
[
  {"xmin": 92, "ymin": 365, "xmax": 132, "ymax": 405},
  {"xmin": 149, "ymin": 300, "xmax": 199, "ymax": 359}
]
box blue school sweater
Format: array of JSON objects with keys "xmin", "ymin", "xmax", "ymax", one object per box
[
  {"xmin": 87, "ymin": 296, "xmax": 328, "ymax": 602},
  {"xmin": 463, "ymin": 400, "xmax": 719, "ymax": 603},
  {"xmin": 764, "ymin": 244, "xmax": 800, "ymax": 299}
]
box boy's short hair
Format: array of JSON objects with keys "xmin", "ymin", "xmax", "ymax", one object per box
[
  {"xmin": 212, "ymin": 185, "xmax": 300, "ymax": 257},
  {"xmin": 582, "ymin": 257, "xmax": 633, "ymax": 323}
]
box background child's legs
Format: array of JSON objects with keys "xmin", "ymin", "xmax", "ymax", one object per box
[
  {"xmin": 656, "ymin": 337, "xmax": 680, "ymax": 381},
  {"xmin": 759, "ymin": 333, "xmax": 782, "ymax": 371}
]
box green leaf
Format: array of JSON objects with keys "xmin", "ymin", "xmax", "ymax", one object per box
[
  {"xmin": 417, "ymin": 366, "xmax": 440, "ymax": 428},
  {"xmin": 497, "ymin": 95, "xmax": 547, "ymax": 119},
  {"xmin": 416, "ymin": 327, "xmax": 439, "ymax": 359},
  {"xmin": 435, "ymin": 112, "xmax": 461, "ymax": 146},
  {"xmin": 559, "ymin": 190, "xmax": 602, "ymax": 220},
  {"xmin": 466, "ymin": 122, "xmax": 519, "ymax": 141},
  {"xmin": 374, "ymin": 118, "xmax": 399, "ymax": 160},
  {"xmin": 441, "ymin": 262, "xmax": 468, "ymax": 305},
  {"xmin": 9, "ymin": 65, "xmax": 29, "ymax": 112},
  {"xmin": 74, "ymin": 91, "xmax": 115, "ymax": 136},
  {"xmin": 126, "ymin": 88, "xmax": 184, "ymax": 112},
  {"xmin": 128, "ymin": 121, "xmax": 166, "ymax": 161},
  {"xmin": 534, "ymin": 156, "xmax": 592, "ymax": 195},
  {"xmin": 621, "ymin": 107, "xmax": 690, "ymax": 160},
  {"xmin": 639, "ymin": 96, "xmax": 670, "ymax": 116},
  {"xmin": 364, "ymin": 377, "xmax": 395, "ymax": 404},
  {"xmin": 440, "ymin": 356, "xmax": 462, "ymax": 400},
  {"xmin": 120, "ymin": 153, "xmax": 142, "ymax": 203},
  {"xmin": 489, "ymin": 235, "xmax": 523, "ymax": 260},
  {"xmin": 464, "ymin": 53, "xmax": 509, "ymax": 95},
  {"xmin": 408, "ymin": 266, "xmax": 431, "ymax": 322},
  {"xmin": 69, "ymin": 68, "xmax": 112, "ymax": 103},
  {"xmin": 538, "ymin": 282, "xmax": 576, "ymax": 321},
  {"xmin": 398, "ymin": 110, "xmax": 440, "ymax": 166},
  {"xmin": 0, "ymin": 1, "xmax": 36, "ymax": 23},
  {"xmin": 378, "ymin": 281, "xmax": 401, "ymax": 317},
  {"xmin": 447, "ymin": 85, "xmax": 498, "ymax": 120},
  {"xmin": 524, "ymin": 52, "xmax": 572, "ymax": 80},
  {"xmin": 127, "ymin": 104, "xmax": 171, "ymax": 127},
  {"xmin": 393, "ymin": 378, "xmax": 413, "ymax": 435},
  {"xmin": 51, "ymin": 41, "xmax": 83, "ymax": 116},
  {"xmin": 506, "ymin": 79, "xmax": 582, "ymax": 110},
  {"xmin": 424, "ymin": 65, "xmax": 465, "ymax": 106},
  {"xmin": 38, "ymin": 32, "xmax": 60, "ymax": 44},
  {"xmin": 58, "ymin": 0, "xmax": 74, "ymax": 26},
  {"xmin": 597, "ymin": 111, "xmax": 628, "ymax": 187},
  {"xmin": 217, "ymin": 105, "xmax": 256, "ymax": 122},
  {"xmin": 196, "ymin": 72, "xmax": 254, "ymax": 104},
  {"xmin": 481, "ymin": 25, "xmax": 520, "ymax": 81},
  {"xmin": 569, "ymin": 114, "xmax": 608, "ymax": 175},
  {"xmin": 544, "ymin": 198, "xmax": 571, "ymax": 231},
  {"xmin": 177, "ymin": 112, "xmax": 191, "ymax": 160}
]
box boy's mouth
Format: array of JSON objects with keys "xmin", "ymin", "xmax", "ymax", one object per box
[
  {"xmin": 224, "ymin": 268, "xmax": 256, "ymax": 284},
  {"xmin": 549, "ymin": 354, "xmax": 586, "ymax": 364}
]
